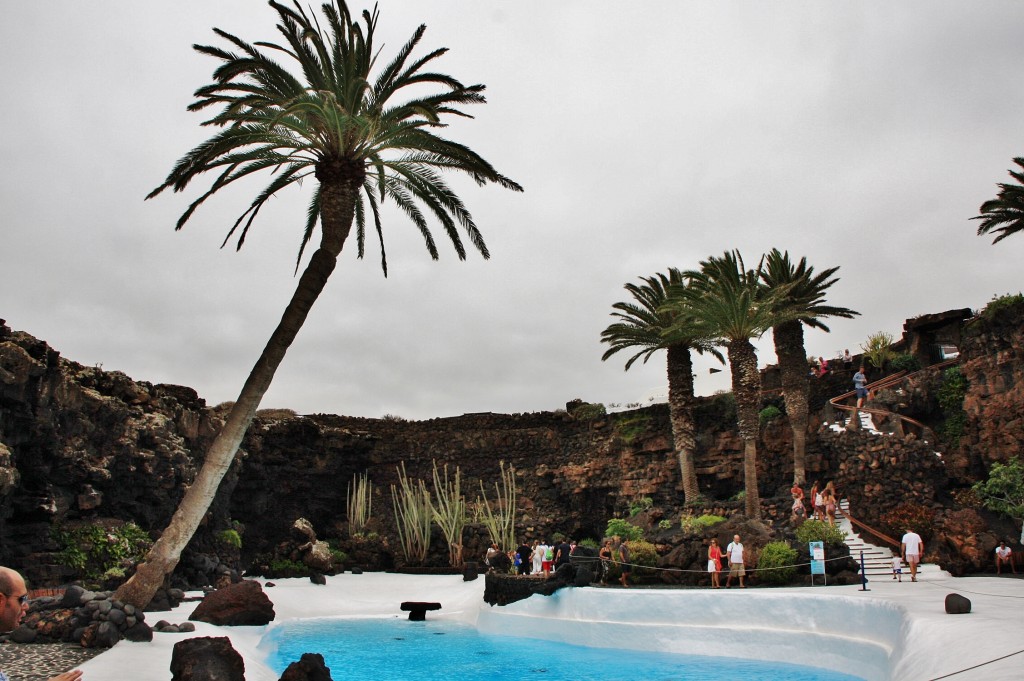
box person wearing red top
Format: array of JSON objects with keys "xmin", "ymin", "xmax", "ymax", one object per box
[{"xmin": 707, "ymin": 538, "xmax": 723, "ymax": 588}]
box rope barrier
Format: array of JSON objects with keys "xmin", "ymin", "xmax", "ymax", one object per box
[{"xmin": 568, "ymin": 554, "xmax": 852, "ymax": 575}]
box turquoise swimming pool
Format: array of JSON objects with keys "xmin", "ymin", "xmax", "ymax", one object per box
[{"xmin": 262, "ymin": 617, "xmax": 865, "ymax": 681}]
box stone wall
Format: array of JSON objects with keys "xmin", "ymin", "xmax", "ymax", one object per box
[{"xmin": 2, "ymin": 301, "xmax": 1023, "ymax": 586}]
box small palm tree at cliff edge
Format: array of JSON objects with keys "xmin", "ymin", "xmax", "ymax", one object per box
[
  {"xmin": 760, "ymin": 249, "xmax": 858, "ymax": 485},
  {"xmin": 663, "ymin": 251, "xmax": 797, "ymax": 520},
  {"xmin": 115, "ymin": 0, "xmax": 520, "ymax": 609},
  {"xmin": 601, "ymin": 269, "xmax": 722, "ymax": 505}
]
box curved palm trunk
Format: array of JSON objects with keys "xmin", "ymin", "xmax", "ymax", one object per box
[
  {"xmin": 115, "ymin": 181, "xmax": 357, "ymax": 609},
  {"xmin": 773, "ymin": 320, "xmax": 810, "ymax": 485},
  {"xmin": 728, "ymin": 338, "xmax": 761, "ymax": 519},
  {"xmin": 666, "ymin": 344, "xmax": 699, "ymax": 504}
]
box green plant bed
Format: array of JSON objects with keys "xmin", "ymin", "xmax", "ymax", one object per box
[
  {"xmin": 757, "ymin": 541, "xmax": 799, "ymax": 585},
  {"xmin": 794, "ymin": 519, "xmax": 847, "ymax": 547}
]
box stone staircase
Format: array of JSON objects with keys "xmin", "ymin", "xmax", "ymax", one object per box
[{"xmin": 837, "ymin": 499, "xmax": 939, "ymax": 580}]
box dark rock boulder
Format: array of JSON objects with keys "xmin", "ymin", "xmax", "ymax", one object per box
[
  {"xmin": 189, "ymin": 580, "xmax": 275, "ymax": 626},
  {"xmin": 945, "ymin": 593, "xmax": 971, "ymax": 614},
  {"xmin": 280, "ymin": 652, "xmax": 334, "ymax": 681},
  {"xmin": 170, "ymin": 636, "xmax": 246, "ymax": 681}
]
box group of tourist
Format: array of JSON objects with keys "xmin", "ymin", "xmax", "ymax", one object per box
[
  {"xmin": 811, "ymin": 349, "xmax": 855, "ymax": 378},
  {"xmin": 791, "ymin": 480, "xmax": 838, "ymax": 526},
  {"xmin": 706, "ymin": 534, "xmax": 747, "ymax": 588},
  {"xmin": 486, "ymin": 537, "xmax": 637, "ymax": 587}
]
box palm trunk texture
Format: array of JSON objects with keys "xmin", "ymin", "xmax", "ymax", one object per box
[
  {"xmin": 115, "ymin": 181, "xmax": 357, "ymax": 609},
  {"xmin": 666, "ymin": 344, "xmax": 699, "ymax": 504},
  {"xmin": 728, "ymin": 339, "xmax": 762, "ymax": 519},
  {"xmin": 773, "ymin": 320, "xmax": 810, "ymax": 485}
]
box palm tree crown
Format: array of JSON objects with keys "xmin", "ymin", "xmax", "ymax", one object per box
[
  {"xmin": 973, "ymin": 157, "xmax": 1024, "ymax": 244},
  {"xmin": 601, "ymin": 269, "xmax": 720, "ymax": 369},
  {"xmin": 149, "ymin": 0, "xmax": 522, "ymax": 273},
  {"xmin": 760, "ymin": 249, "xmax": 859, "ymax": 333}
]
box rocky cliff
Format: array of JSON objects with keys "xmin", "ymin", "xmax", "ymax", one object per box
[{"xmin": 2, "ymin": 301, "xmax": 1023, "ymax": 586}]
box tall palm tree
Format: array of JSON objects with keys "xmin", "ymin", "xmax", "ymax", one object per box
[
  {"xmin": 115, "ymin": 0, "xmax": 520, "ymax": 609},
  {"xmin": 973, "ymin": 157, "xmax": 1024, "ymax": 244},
  {"xmin": 600, "ymin": 270, "xmax": 722, "ymax": 504},
  {"xmin": 666, "ymin": 251, "xmax": 792, "ymax": 519},
  {"xmin": 761, "ymin": 249, "xmax": 858, "ymax": 485}
]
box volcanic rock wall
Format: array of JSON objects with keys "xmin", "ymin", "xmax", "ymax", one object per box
[{"xmin": 2, "ymin": 302, "xmax": 1023, "ymax": 586}]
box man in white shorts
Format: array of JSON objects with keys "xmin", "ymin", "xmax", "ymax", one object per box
[{"xmin": 900, "ymin": 528, "xmax": 924, "ymax": 582}]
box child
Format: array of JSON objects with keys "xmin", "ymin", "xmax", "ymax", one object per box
[{"xmin": 891, "ymin": 552, "xmax": 903, "ymax": 582}]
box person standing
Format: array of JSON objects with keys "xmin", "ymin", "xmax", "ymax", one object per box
[
  {"xmin": 531, "ymin": 540, "xmax": 543, "ymax": 576},
  {"xmin": 598, "ymin": 540, "xmax": 613, "ymax": 585},
  {"xmin": 891, "ymin": 551, "xmax": 903, "ymax": 582},
  {"xmin": 725, "ymin": 534, "xmax": 746, "ymax": 588},
  {"xmin": 843, "ymin": 349, "xmax": 853, "ymax": 371},
  {"xmin": 995, "ymin": 541, "xmax": 1016, "ymax": 575},
  {"xmin": 707, "ymin": 538, "xmax": 723, "ymax": 588},
  {"xmin": 809, "ymin": 481, "xmax": 820, "ymax": 521},
  {"xmin": 618, "ymin": 538, "xmax": 632, "ymax": 587},
  {"xmin": 822, "ymin": 483, "xmax": 838, "ymax": 526},
  {"xmin": 1, "ymin": 567, "xmax": 84, "ymax": 681},
  {"xmin": 554, "ymin": 539, "xmax": 572, "ymax": 570},
  {"xmin": 853, "ymin": 366, "xmax": 869, "ymax": 408},
  {"xmin": 516, "ymin": 541, "xmax": 533, "ymax": 575},
  {"xmin": 901, "ymin": 528, "xmax": 924, "ymax": 582}
]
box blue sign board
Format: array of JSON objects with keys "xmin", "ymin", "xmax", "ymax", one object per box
[{"xmin": 810, "ymin": 541, "xmax": 825, "ymax": 576}]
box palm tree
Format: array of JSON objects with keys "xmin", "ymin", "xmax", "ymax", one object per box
[
  {"xmin": 761, "ymin": 249, "xmax": 858, "ymax": 485},
  {"xmin": 601, "ymin": 270, "xmax": 722, "ymax": 504},
  {"xmin": 666, "ymin": 251, "xmax": 792, "ymax": 519},
  {"xmin": 973, "ymin": 157, "xmax": 1024, "ymax": 243},
  {"xmin": 115, "ymin": 0, "xmax": 520, "ymax": 609}
]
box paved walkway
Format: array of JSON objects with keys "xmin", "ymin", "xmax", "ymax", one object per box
[{"xmin": 0, "ymin": 641, "xmax": 103, "ymax": 681}]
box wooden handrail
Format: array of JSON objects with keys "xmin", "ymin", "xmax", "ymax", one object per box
[
  {"xmin": 841, "ymin": 504, "xmax": 900, "ymax": 549},
  {"xmin": 828, "ymin": 359, "xmax": 960, "ymax": 440}
]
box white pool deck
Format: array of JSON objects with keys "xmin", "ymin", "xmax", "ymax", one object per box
[{"xmin": 76, "ymin": 571, "xmax": 1024, "ymax": 681}]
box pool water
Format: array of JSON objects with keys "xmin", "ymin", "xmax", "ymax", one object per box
[{"xmin": 262, "ymin": 617, "xmax": 865, "ymax": 681}]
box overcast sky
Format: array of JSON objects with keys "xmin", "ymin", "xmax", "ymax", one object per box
[{"xmin": 3, "ymin": 1, "xmax": 1023, "ymax": 420}]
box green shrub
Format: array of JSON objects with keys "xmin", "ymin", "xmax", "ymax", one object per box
[
  {"xmin": 625, "ymin": 539, "xmax": 658, "ymax": 577},
  {"xmin": 679, "ymin": 513, "xmax": 727, "ymax": 534},
  {"xmin": 52, "ymin": 522, "xmax": 153, "ymax": 581},
  {"xmin": 880, "ymin": 503, "xmax": 935, "ymax": 540},
  {"xmin": 329, "ymin": 549, "xmax": 348, "ymax": 567},
  {"xmin": 615, "ymin": 414, "xmax": 651, "ymax": 443},
  {"xmin": 973, "ymin": 457, "xmax": 1024, "ymax": 523},
  {"xmin": 794, "ymin": 519, "xmax": 847, "ymax": 547},
  {"xmin": 605, "ymin": 518, "xmax": 644, "ymax": 541},
  {"xmin": 628, "ymin": 496, "xmax": 654, "ymax": 517},
  {"xmin": 937, "ymin": 367, "xmax": 968, "ymax": 412},
  {"xmin": 980, "ymin": 293, "xmax": 1024, "ymax": 320},
  {"xmin": 756, "ymin": 541, "xmax": 799, "ymax": 585},
  {"xmin": 759, "ymin": 405, "xmax": 782, "ymax": 426},
  {"xmin": 658, "ymin": 519, "xmax": 673, "ymax": 530},
  {"xmin": 268, "ymin": 558, "xmax": 310, "ymax": 577},
  {"xmin": 218, "ymin": 529, "xmax": 242, "ymax": 549},
  {"xmin": 937, "ymin": 367, "xmax": 968, "ymax": 447},
  {"xmin": 860, "ymin": 331, "xmax": 896, "ymax": 371},
  {"xmin": 889, "ymin": 353, "xmax": 922, "ymax": 372},
  {"xmin": 569, "ymin": 402, "xmax": 607, "ymax": 420},
  {"xmin": 578, "ymin": 538, "xmax": 600, "ymax": 549}
]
